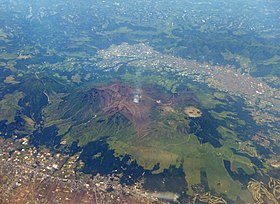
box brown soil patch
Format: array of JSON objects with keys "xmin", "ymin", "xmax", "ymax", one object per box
[
  {"xmin": 71, "ymin": 74, "xmax": 81, "ymax": 83},
  {"xmin": 162, "ymin": 105, "xmax": 175, "ymax": 113},
  {"xmin": 4, "ymin": 75, "xmax": 19, "ymax": 84},
  {"xmin": 184, "ymin": 106, "xmax": 202, "ymax": 118}
]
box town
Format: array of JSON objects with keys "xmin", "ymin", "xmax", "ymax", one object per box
[{"xmin": 0, "ymin": 137, "xmax": 166, "ymax": 203}]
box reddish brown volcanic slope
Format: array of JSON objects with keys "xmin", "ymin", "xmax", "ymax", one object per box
[{"xmin": 91, "ymin": 83, "xmax": 153, "ymax": 136}]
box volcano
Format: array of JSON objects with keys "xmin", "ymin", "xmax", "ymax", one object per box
[{"xmin": 86, "ymin": 83, "xmax": 153, "ymax": 137}]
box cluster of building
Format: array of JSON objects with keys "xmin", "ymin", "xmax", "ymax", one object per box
[{"xmin": 0, "ymin": 137, "xmax": 165, "ymax": 203}]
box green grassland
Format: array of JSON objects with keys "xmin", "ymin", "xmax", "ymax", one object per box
[
  {"xmin": 188, "ymin": 85, "xmax": 227, "ymax": 109},
  {"xmin": 109, "ymin": 122, "xmax": 255, "ymax": 202},
  {"xmin": 121, "ymin": 70, "xmax": 180, "ymax": 94},
  {"xmin": 0, "ymin": 91, "xmax": 23, "ymax": 124}
]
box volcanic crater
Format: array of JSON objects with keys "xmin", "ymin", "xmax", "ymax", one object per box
[{"xmin": 88, "ymin": 83, "xmax": 153, "ymax": 137}]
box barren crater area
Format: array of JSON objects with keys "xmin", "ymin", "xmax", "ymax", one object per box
[{"xmin": 89, "ymin": 83, "xmax": 154, "ymax": 136}]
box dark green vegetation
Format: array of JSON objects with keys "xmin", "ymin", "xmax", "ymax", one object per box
[{"xmin": 0, "ymin": 0, "xmax": 279, "ymax": 203}]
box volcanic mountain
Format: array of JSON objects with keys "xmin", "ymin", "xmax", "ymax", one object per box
[
  {"xmin": 49, "ymin": 83, "xmax": 154, "ymax": 140},
  {"xmin": 44, "ymin": 81, "xmax": 204, "ymax": 145},
  {"xmin": 87, "ymin": 83, "xmax": 153, "ymax": 136}
]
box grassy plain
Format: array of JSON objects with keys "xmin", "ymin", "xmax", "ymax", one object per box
[{"xmin": 0, "ymin": 91, "xmax": 23, "ymax": 124}]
